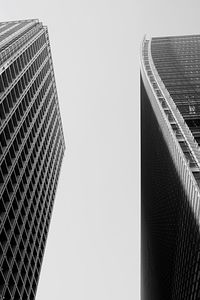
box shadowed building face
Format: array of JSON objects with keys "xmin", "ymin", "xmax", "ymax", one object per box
[{"xmin": 141, "ymin": 35, "xmax": 200, "ymax": 300}]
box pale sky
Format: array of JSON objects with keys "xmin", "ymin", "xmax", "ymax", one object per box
[{"xmin": 1, "ymin": 0, "xmax": 200, "ymax": 299}]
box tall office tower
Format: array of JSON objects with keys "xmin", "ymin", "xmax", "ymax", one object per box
[
  {"xmin": 0, "ymin": 20, "xmax": 65, "ymax": 299},
  {"xmin": 141, "ymin": 35, "xmax": 200, "ymax": 300}
]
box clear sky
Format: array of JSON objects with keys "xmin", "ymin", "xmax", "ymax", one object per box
[{"xmin": 1, "ymin": 0, "xmax": 200, "ymax": 299}]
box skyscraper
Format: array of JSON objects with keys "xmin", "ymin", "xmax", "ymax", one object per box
[
  {"xmin": 141, "ymin": 35, "xmax": 200, "ymax": 300},
  {"xmin": 0, "ymin": 20, "xmax": 65, "ymax": 299}
]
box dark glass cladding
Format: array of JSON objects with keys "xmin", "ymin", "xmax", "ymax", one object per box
[
  {"xmin": 0, "ymin": 20, "xmax": 65, "ymax": 300},
  {"xmin": 141, "ymin": 77, "xmax": 200, "ymax": 300},
  {"xmin": 151, "ymin": 36, "xmax": 200, "ymax": 146}
]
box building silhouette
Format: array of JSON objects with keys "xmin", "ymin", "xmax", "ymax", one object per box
[
  {"xmin": 0, "ymin": 20, "xmax": 65, "ymax": 299},
  {"xmin": 141, "ymin": 35, "xmax": 200, "ymax": 300}
]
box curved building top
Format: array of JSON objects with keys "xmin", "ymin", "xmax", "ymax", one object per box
[{"xmin": 141, "ymin": 35, "xmax": 200, "ymax": 219}]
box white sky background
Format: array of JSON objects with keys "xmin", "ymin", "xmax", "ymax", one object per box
[{"xmin": 1, "ymin": 0, "xmax": 200, "ymax": 299}]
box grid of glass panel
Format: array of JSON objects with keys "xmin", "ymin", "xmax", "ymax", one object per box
[
  {"xmin": 141, "ymin": 35, "xmax": 200, "ymax": 300},
  {"xmin": 151, "ymin": 36, "xmax": 200, "ymax": 148},
  {"xmin": 0, "ymin": 20, "xmax": 65, "ymax": 300}
]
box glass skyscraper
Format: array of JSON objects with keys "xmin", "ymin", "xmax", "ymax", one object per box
[
  {"xmin": 141, "ymin": 35, "xmax": 200, "ymax": 300},
  {"xmin": 0, "ymin": 19, "xmax": 65, "ymax": 299}
]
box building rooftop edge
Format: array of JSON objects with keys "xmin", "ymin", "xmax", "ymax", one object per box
[{"xmin": 140, "ymin": 37, "xmax": 200, "ymax": 212}]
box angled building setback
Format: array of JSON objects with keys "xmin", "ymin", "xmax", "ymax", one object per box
[
  {"xmin": 0, "ymin": 19, "xmax": 65, "ymax": 300},
  {"xmin": 141, "ymin": 35, "xmax": 200, "ymax": 300}
]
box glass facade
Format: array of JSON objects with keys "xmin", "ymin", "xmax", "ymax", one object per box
[
  {"xmin": 0, "ymin": 20, "xmax": 65, "ymax": 300},
  {"xmin": 141, "ymin": 35, "xmax": 200, "ymax": 299}
]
